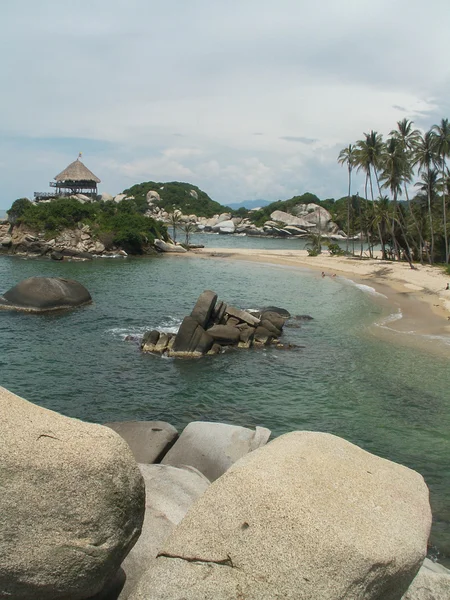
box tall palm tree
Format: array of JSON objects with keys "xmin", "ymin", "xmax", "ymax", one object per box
[
  {"xmin": 413, "ymin": 131, "xmax": 440, "ymax": 263},
  {"xmin": 355, "ymin": 131, "xmax": 385, "ymax": 257},
  {"xmin": 337, "ymin": 144, "xmax": 357, "ymax": 253},
  {"xmin": 431, "ymin": 118, "xmax": 450, "ymax": 263},
  {"xmin": 168, "ymin": 210, "xmax": 181, "ymax": 243},
  {"xmin": 390, "ymin": 119, "xmax": 425, "ymax": 262}
]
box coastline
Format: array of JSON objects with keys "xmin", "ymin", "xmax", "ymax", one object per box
[{"xmin": 183, "ymin": 247, "xmax": 450, "ymax": 344}]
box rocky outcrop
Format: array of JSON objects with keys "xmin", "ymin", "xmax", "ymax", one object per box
[
  {"xmin": 0, "ymin": 386, "xmax": 145, "ymax": 600},
  {"xmin": 161, "ymin": 421, "xmax": 271, "ymax": 482},
  {"xmin": 0, "ymin": 276, "xmax": 92, "ymax": 312},
  {"xmin": 140, "ymin": 291, "xmax": 293, "ymax": 358},
  {"xmin": 129, "ymin": 431, "xmax": 431, "ymax": 600}
]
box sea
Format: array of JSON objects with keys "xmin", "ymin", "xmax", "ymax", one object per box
[{"xmin": 1, "ymin": 232, "xmax": 449, "ymax": 565}]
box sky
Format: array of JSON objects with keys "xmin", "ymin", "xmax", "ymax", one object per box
[{"xmin": 1, "ymin": 0, "xmax": 450, "ymax": 210}]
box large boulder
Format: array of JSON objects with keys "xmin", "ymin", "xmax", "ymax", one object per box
[
  {"xmin": 0, "ymin": 386, "xmax": 145, "ymax": 600},
  {"xmin": 154, "ymin": 239, "xmax": 187, "ymax": 253},
  {"xmin": 0, "ymin": 276, "xmax": 92, "ymax": 312},
  {"xmin": 119, "ymin": 464, "xmax": 210, "ymax": 599},
  {"xmin": 190, "ymin": 290, "xmax": 217, "ymax": 328},
  {"xmin": 206, "ymin": 324, "xmax": 241, "ymax": 345},
  {"xmin": 270, "ymin": 210, "xmax": 315, "ymax": 229},
  {"xmin": 169, "ymin": 316, "xmax": 214, "ymax": 357},
  {"xmin": 161, "ymin": 421, "xmax": 271, "ymax": 482},
  {"xmin": 104, "ymin": 421, "xmax": 178, "ymax": 464},
  {"xmin": 133, "ymin": 431, "xmax": 431, "ymax": 600}
]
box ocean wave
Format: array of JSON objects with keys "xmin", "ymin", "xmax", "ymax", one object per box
[
  {"xmin": 376, "ymin": 309, "xmax": 403, "ymax": 328},
  {"xmin": 349, "ymin": 281, "xmax": 387, "ymax": 298},
  {"xmin": 107, "ymin": 316, "xmax": 182, "ymax": 340}
]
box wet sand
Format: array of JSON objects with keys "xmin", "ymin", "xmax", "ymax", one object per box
[{"xmin": 183, "ymin": 247, "xmax": 450, "ymax": 344}]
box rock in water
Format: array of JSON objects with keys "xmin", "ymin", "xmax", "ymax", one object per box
[
  {"xmin": 131, "ymin": 431, "xmax": 431, "ymax": 600},
  {"xmin": 0, "ymin": 276, "xmax": 92, "ymax": 312},
  {"xmin": 0, "ymin": 386, "xmax": 145, "ymax": 600}
]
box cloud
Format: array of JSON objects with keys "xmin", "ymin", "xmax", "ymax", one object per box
[{"xmin": 1, "ymin": 0, "xmax": 449, "ymax": 207}]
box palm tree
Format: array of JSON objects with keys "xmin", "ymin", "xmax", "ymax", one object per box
[
  {"xmin": 431, "ymin": 118, "xmax": 450, "ymax": 263},
  {"xmin": 181, "ymin": 222, "xmax": 196, "ymax": 247},
  {"xmin": 390, "ymin": 119, "xmax": 424, "ymax": 263},
  {"xmin": 337, "ymin": 144, "xmax": 357, "ymax": 253},
  {"xmin": 168, "ymin": 210, "xmax": 181, "ymax": 243},
  {"xmin": 413, "ymin": 131, "xmax": 440, "ymax": 263},
  {"xmin": 355, "ymin": 131, "xmax": 385, "ymax": 257}
]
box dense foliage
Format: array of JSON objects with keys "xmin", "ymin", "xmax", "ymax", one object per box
[
  {"xmin": 337, "ymin": 117, "xmax": 450, "ymax": 265},
  {"xmin": 122, "ymin": 181, "xmax": 230, "ymax": 217},
  {"xmin": 7, "ymin": 197, "xmax": 168, "ymax": 254}
]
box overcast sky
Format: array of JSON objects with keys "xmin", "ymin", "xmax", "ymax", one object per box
[{"xmin": 1, "ymin": 0, "xmax": 450, "ymax": 209}]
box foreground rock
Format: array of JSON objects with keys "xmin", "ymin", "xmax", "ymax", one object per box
[
  {"xmin": 161, "ymin": 421, "xmax": 271, "ymax": 481},
  {"xmin": 0, "ymin": 276, "xmax": 92, "ymax": 312},
  {"xmin": 119, "ymin": 464, "xmax": 210, "ymax": 599},
  {"xmin": 104, "ymin": 421, "xmax": 178, "ymax": 464},
  {"xmin": 0, "ymin": 386, "xmax": 145, "ymax": 600},
  {"xmin": 141, "ymin": 290, "xmax": 293, "ymax": 358},
  {"xmin": 402, "ymin": 558, "xmax": 450, "ymax": 599},
  {"xmin": 130, "ymin": 431, "xmax": 431, "ymax": 600}
]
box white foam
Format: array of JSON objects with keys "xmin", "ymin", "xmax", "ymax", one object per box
[
  {"xmin": 351, "ymin": 282, "xmax": 387, "ymax": 298},
  {"xmin": 107, "ymin": 316, "xmax": 182, "ymax": 340},
  {"xmin": 376, "ymin": 309, "xmax": 403, "ymax": 327}
]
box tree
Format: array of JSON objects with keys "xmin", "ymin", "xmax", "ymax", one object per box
[
  {"xmin": 7, "ymin": 198, "xmax": 32, "ymax": 224},
  {"xmin": 168, "ymin": 210, "xmax": 181, "ymax": 243},
  {"xmin": 390, "ymin": 118, "xmax": 425, "ymax": 263},
  {"xmin": 181, "ymin": 222, "xmax": 196, "ymax": 246},
  {"xmin": 431, "ymin": 118, "xmax": 450, "ymax": 263},
  {"xmin": 413, "ymin": 130, "xmax": 440, "ymax": 263},
  {"xmin": 355, "ymin": 131, "xmax": 385, "ymax": 257},
  {"xmin": 337, "ymin": 144, "xmax": 357, "ymax": 253}
]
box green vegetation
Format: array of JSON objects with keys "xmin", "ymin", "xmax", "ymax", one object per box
[
  {"xmin": 7, "ymin": 197, "xmax": 168, "ymax": 254},
  {"xmin": 122, "ymin": 181, "xmax": 230, "ymax": 217}
]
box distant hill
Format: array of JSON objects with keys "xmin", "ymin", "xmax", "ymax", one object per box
[
  {"xmin": 227, "ymin": 199, "xmax": 272, "ymax": 211},
  {"xmin": 122, "ymin": 181, "xmax": 231, "ymax": 218}
]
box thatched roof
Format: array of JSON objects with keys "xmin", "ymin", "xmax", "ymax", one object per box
[{"xmin": 54, "ymin": 159, "xmax": 101, "ymax": 183}]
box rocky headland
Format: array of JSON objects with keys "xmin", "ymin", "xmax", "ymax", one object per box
[{"xmin": 1, "ymin": 384, "xmax": 448, "ymax": 600}]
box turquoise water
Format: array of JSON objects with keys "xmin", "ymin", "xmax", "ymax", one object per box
[{"xmin": 0, "ymin": 243, "xmax": 449, "ymax": 564}]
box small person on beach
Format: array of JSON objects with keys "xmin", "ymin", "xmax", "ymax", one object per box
[
  {"xmin": 321, "ymin": 272, "xmax": 326, "ymax": 278},
  {"xmin": 446, "ymin": 283, "xmax": 449, "ymax": 290}
]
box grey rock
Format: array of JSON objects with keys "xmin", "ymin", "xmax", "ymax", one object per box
[
  {"xmin": 260, "ymin": 310, "xmax": 286, "ymax": 331},
  {"xmin": 104, "ymin": 421, "xmax": 178, "ymax": 464},
  {"xmin": 206, "ymin": 324, "xmax": 241, "ymax": 345},
  {"xmin": 170, "ymin": 316, "xmax": 214, "ymax": 357},
  {"xmin": 253, "ymin": 325, "xmax": 274, "ymax": 345},
  {"xmin": 161, "ymin": 421, "xmax": 271, "ymax": 482},
  {"xmin": 190, "ymin": 290, "xmax": 217, "ymax": 328},
  {"xmin": 263, "ymin": 305, "xmax": 291, "ymax": 318},
  {"xmin": 0, "ymin": 386, "xmax": 145, "ymax": 600},
  {"xmin": 132, "ymin": 431, "xmax": 431, "ymax": 600},
  {"xmin": 119, "ymin": 464, "xmax": 210, "ymax": 599},
  {"xmin": 141, "ymin": 330, "xmax": 160, "ymax": 352},
  {"xmin": 260, "ymin": 318, "xmax": 282, "ymax": 337},
  {"xmin": 225, "ymin": 305, "xmax": 260, "ymax": 326},
  {"xmin": 0, "ymin": 276, "xmax": 92, "ymax": 312}
]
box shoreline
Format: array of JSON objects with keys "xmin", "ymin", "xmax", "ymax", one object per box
[{"xmin": 183, "ymin": 247, "xmax": 450, "ymax": 345}]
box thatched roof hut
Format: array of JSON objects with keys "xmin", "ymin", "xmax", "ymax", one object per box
[{"xmin": 54, "ymin": 159, "xmax": 101, "ymax": 184}]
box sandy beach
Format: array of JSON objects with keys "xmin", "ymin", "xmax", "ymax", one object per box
[{"xmin": 184, "ymin": 247, "xmax": 450, "ymax": 343}]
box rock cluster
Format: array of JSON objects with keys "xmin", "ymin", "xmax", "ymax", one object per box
[
  {"xmin": 0, "ymin": 222, "xmax": 125, "ymax": 260},
  {"xmin": 141, "ymin": 290, "xmax": 292, "ymax": 357},
  {"xmin": 1, "ymin": 385, "xmax": 446, "ymax": 600}
]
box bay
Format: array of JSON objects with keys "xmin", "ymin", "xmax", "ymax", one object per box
[{"xmin": 0, "ymin": 235, "xmax": 449, "ymax": 564}]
